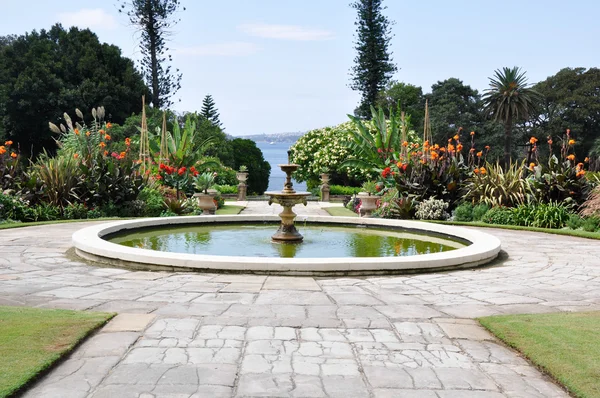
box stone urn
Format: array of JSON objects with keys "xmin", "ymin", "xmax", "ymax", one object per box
[
  {"xmin": 320, "ymin": 173, "xmax": 330, "ymax": 202},
  {"xmin": 236, "ymin": 172, "xmax": 248, "ymax": 201},
  {"xmin": 357, "ymin": 192, "xmax": 378, "ymax": 218},
  {"xmin": 194, "ymin": 191, "xmax": 216, "ymax": 215}
]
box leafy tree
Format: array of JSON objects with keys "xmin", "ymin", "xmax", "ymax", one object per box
[
  {"xmin": 181, "ymin": 112, "xmax": 233, "ymax": 167},
  {"xmin": 350, "ymin": 0, "xmax": 397, "ymax": 118},
  {"xmin": 377, "ymin": 81, "xmax": 424, "ymax": 132},
  {"xmin": 200, "ymin": 94, "xmax": 222, "ymax": 128},
  {"xmin": 528, "ymin": 67, "xmax": 600, "ymax": 157},
  {"xmin": 119, "ymin": 0, "xmax": 183, "ymax": 109},
  {"xmin": 483, "ymin": 67, "xmax": 540, "ymax": 166},
  {"xmin": 230, "ymin": 138, "xmax": 271, "ymax": 194},
  {"xmin": 0, "ymin": 24, "xmax": 147, "ymax": 156}
]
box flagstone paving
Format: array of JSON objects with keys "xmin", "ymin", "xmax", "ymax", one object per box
[{"xmin": 2, "ymin": 212, "xmax": 599, "ymax": 397}]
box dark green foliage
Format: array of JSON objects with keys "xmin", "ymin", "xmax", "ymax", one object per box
[
  {"xmin": 529, "ymin": 202, "xmax": 572, "ymax": 229},
  {"xmin": 181, "ymin": 113, "xmax": 234, "ymax": 167},
  {"xmin": 230, "ymin": 138, "xmax": 270, "ymax": 195},
  {"xmin": 200, "ymin": 95, "xmax": 222, "ymax": 128},
  {"xmin": 453, "ymin": 202, "xmax": 474, "ymax": 222},
  {"xmin": 510, "ymin": 203, "xmax": 537, "ymax": 227},
  {"xmin": 482, "ymin": 207, "xmax": 514, "ymax": 225},
  {"xmin": 350, "ymin": 0, "xmax": 397, "ymax": 118},
  {"xmin": 377, "ymin": 82, "xmax": 424, "ymax": 131},
  {"xmin": 472, "ymin": 203, "xmax": 490, "ymax": 221},
  {"xmin": 119, "ymin": 0, "xmax": 183, "ymax": 108},
  {"xmin": 0, "ymin": 24, "xmax": 147, "ymax": 156},
  {"xmin": 528, "ymin": 68, "xmax": 600, "ymax": 158},
  {"xmin": 214, "ymin": 184, "xmax": 238, "ymax": 195},
  {"xmin": 582, "ymin": 217, "xmax": 600, "ymax": 232},
  {"xmin": 138, "ymin": 187, "xmax": 165, "ymax": 217},
  {"xmin": 566, "ymin": 214, "xmax": 584, "ymax": 230},
  {"xmin": 482, "ymin": 67, "xmax": 541, "ymax": 166},
  {"xmin": 0, "ymin": 193, "xmax": 31, "ymax": 221},
  {"xmin": 63, "ymin": 203, "xmax": 88, "ymax": 220},
  {"xmin": 162, "ymin": 197, "xmax": 189, "ymax": 215}
]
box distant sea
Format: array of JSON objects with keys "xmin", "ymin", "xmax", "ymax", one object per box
[{"xmin": 255, "ymin": 142, "xmax": 308, "ymax": 192}]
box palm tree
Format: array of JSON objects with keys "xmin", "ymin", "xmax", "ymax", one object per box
[{"xmin": 482, "ymin": 67, "xmax": 540, "ymax": 166}]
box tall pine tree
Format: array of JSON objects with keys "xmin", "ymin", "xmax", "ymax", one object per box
[
  {"xmin": 119, "ymin": 0, "xmax": 183, "ymax": 109},
  {"xmin": 350, "ymin": 0, "xmax": 397, "ymax": 118},
  {"xmin": 201, "ymin": 95, "xmax": 222, "ymax": 127}
]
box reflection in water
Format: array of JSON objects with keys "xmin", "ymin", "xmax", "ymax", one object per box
[{"xmin": 109, "ymin": 224, "xmax": 465, "ymax": 259}]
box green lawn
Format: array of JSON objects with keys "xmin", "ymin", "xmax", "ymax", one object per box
[
  {"xmin": 216, "ymin": 205, "xmax": 245, "ymax": 215},
  {"xmin": 0, "ymin": 306, "xmax": 114, "ymax": 398},
  {"xmin": 324, "ymin": 207, "xmax": 359, "ymax": 217},
  {"xmin": 431, "ymin": 220, "xmax": 600, "ymax": 241},
  {"xmin": 479, "ymin": 312, "xmax": 600, "ymax": 398}
]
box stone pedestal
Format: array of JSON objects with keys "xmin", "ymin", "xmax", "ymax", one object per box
[
  {"xmin": 320, "ymin": 174, "xmax": 330, "ymax": 202},
  {"xmin": 236, "ymin": 172, "xmax": 248, "ymax": 201},
  {"xmin": 194, "ymin": 192, "xmax": 216, "ymax": 215},
  {"xmin": 357, "ymin": 192, "xmax": 378, "ymax": 218}
]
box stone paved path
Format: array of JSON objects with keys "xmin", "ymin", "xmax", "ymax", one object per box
[{"xmin": 2, "ymin": 206, "xmax": 599, "ymax": 397}]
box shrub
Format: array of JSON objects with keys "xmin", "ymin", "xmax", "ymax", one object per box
[
  {"xmin": 415, "ymin": 197, "xmax": 449, "ymax": 220},
  {"xmin": 329, "ymin": 185, "xmax": 362, "ymax": 196},
  {"xmin": 529, "ymin": 202, "xmax": 573, "ymax": 229},
  {"xmin": 472, "ymin": 204, "xmax": 490, "ymax": 221},
  {"xmin": 566, "ymin": 214, "xmax": 584, "ymax": 230},
  {"xmin": 580, "ymin": 187, "xmax": 600, "ymax": 217},
  {"xmin": 0, "ymin": 193, "xmax": 31, "ymax": 221},
  {"xmin": 63, "ymin": 203, "xmax": 88, "ymax": 220},
  {"xmin": 32, "ymin": 153, "xmax": 81, "ymax": 209},
  {"xmin": 29, "ymin": 203, "xmax": 61, "ymax": 222},
  {"xmin": 511, "ymin": 203, "xmax": 537, "ymax": 226},
  {"xmin": 230, "ymin": 138, "xmax": 271, "ymax": 195},
  {"xmin": 214, "ymin": 184, "xmax": 238, "ymax": 195},
  {"xmin": 453, "ymin": 202, "xmax": 473, "ymax": 222},
  {"xmin": 464, "ymin": 162, "xmax": 532, "ymax": 208},
  {"xmin": 582, "ymin": 217, "xmax": 600, "ymax": 232},
  {"xmin": 87, "ymin": 208, "xmax": 105, "ymax": 219},
  {"xmin": 163, "ymin": 198, "xmax": 189, "ymax": 215},
  {"xmin": 119, "ymin": 200, "xmax": 146, "ymax": 217},
  {"xmin": 482, "ymin": 207, "xmax": 514, "ymax": 225},
  {"xmin": 138, "ymin": 187, "xmax": 166, "ymax": 217}
]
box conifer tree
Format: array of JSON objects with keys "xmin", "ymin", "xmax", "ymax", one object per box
[
  {"xmin": 201, "ymin": 95, "xmax": 222, "ymax": 127},
  {"xmin": 119, "ymin": 0, "xmax": 183, "ymax": 109},
  {"xmin": 350, "ymin": 0, "xmax": 397, "ymax": 118}
]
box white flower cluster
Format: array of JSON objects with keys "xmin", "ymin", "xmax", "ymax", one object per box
[{"xmin": 415, "ymin": 197, "xmax": 450, "ymax": 220}]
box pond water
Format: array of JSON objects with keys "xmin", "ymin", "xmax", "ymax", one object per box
[{"xmin": 108, "ymin": 223, "xmax": 466, "ymax": 258}]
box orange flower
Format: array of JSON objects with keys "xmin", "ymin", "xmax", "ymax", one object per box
[
  {"xmin": 396, "ymin": 161, "xmax": 403, "ymax": 168},
  {"xmin": 104, "ymin": 134, "xmax": 111, "ymax": 141},
  {"xmin": 476, "ymin": 151, "xmax": 483, "ymax": 157},
  {"xmin": 4, "ymin": 140, "xmax": 13, "ymax": 146},
  {"xmin": 566, "ymin": 129, "xmax": 571, "ymax": 135},
  {"xmin": 448, "ymin": 144, "xmax": 455, "ymax": 152},
  {"xmin": 73, "ymin": 153, "xmax": 79, "ymax": 159},
  {"xmin": 576, "ymin": 170, "xmax": 586, "ymax": 178},
  {"xmin": 485, "ymin": 145, "xmax": 490, "ymax": 150},
  {"xmin": 424, "ymin": 140, "xmax": 430, "ymax": 148},
  {"xmin": 479, "ymin": 167, "xmax": 487, "ymax": 175},
  {"xmin": 0, "ymin": 146, "xmax": 5, "ymax": 155},
  {"xmin": 568, "ymin": 139, "xmax": 576, "ymax": 145},
  {"xmin": 567, "ymin": 154, "xmax": 575, "ymax": 161},
  {"xmin": 99, "ymin": 129, "xmax": 105, "ymax": 135},
  {"xmin": 402, "ymin": 141, "xmax": 409, "ymax": 147},
  {"xmin": 439, "ymin": 147, "xmax": 446, "ymax": 152},
  {"xmin": 448, "ymin": 138, "xmax": 452, "ymax": 143},
  {"xmin": 10, "ymin": 152, "xmax": 17, "ymax": 159},
  {"xmin": 125, "ymin": 137, "xmax": 131, "ymax": 146},
  {"xmin": 529, "ymin": 162, "xmax": 535, "ymax": 171},
  {"xmin": 456, "ymin": 144, "xmax": 463, "ymax": 152},
  {"xmin": 430, "ymin": 151, "xmax": 439, "ymax": 160},
  {"xmin": 106, "ymin": 122, "xmax": 112, "ymax": 129},
  {"xmin": 453, "ymin": 134, "xmax": 459, "ymax": 140},
  {"xmin": 120, "ymin": 151, "xmax": 126, "ymax": 158},
  {"xmin": 86, "ymin": 131, "xmax": 91, "ymax": 137},
  {"xmin": 470, "ymin": 148, "xmax": 476, "ymax": 153},
  {"xmin": 547, "ymin": 138, "xmax": 553, "ymax": 145},
  {"xmin": 529, "ymin": 137, "xmax": 538, "ymax": 145},
  {"xmin": 470, "ymin": 131, "xmax": 475, "ymax": 136},
  {"xmin": 474, "ymin": 168, "xmax": 480, "ymax": 174},
  {"xmin": 74, "ymin": 129, "xmax": 80, "ymax": 136},
  {"xmin": 99, "ymin": 142, "xmax": 106, "ymax": 148},
  {"xmin": 103, "ymin": 150, "xmax": 109, "ymax": 156},
  {"xmin": 585, "ymin": 157, "xmax": 589, "ymax": 162}
]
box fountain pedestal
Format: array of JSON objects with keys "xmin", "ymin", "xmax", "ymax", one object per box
[{"xmin": 265, "ymin": 162, "xmax": 310, "ymax": 243}]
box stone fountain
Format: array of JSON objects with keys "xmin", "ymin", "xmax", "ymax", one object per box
[{"xmin": 265, "ymin": 151, "xmax": 311, "ymax": 242}]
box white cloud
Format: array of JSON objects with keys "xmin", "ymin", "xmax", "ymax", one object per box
[
  {"xmin": 238, "ymin": 24, "xmax": 334, "ymax": 41},
  {"xmin": 57, "ymin": 8, "xmax": 117, "ymax": 30},
  {"xmin": 175, "ymin": 42, "xmax": 260, "ymax": 57}
]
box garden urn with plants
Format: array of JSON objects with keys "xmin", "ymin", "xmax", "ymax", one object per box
[
  {"xmin": 236, "ymin": 165, "xmax": 248, "ymax": 201},
  {"xmin": 194, "ymin": 172, "xmax": 218, "ymax": 215},
  {"xmin": 357, "ymin": 181, "xmax": 378, "ymax": 218}
]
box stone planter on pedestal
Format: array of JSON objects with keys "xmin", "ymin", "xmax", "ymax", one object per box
[
  {"xmin": 236, "ymin": 172, "xmax": 248, "ymax": 201},
  {"xmin": 194, "ymin": 192, "xmax": 216, "ymax": 215},
  {"xmin": 357, "ymin": 192, "xmax": 378, "ymax": 218},
  {"xmin": 320, "ymin": 173, "xmax": 330, "ymax": 202}
]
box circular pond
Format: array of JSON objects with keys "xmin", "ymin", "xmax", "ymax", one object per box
[
  {"xmin": 72, "ymin": 215, "xmax": 501, "ymax": 275},
  {"xmin": 108, "ymin": 224, "xmax": 467, "ymax": 258}
]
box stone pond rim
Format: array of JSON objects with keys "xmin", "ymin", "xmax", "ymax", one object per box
[{"xmin": 72, "ymin": 215, "xmax": 502, "ymax": 276}]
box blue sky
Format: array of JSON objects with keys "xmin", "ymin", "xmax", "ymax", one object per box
[{"xmin": 1, "ymin": 0, "xmax": 599, "ymax": 136}]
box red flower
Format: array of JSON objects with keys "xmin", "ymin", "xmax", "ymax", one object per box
[
  {"xmin": 178, "ymin": 167, "xmax": 186, "ymax": 176},
  {"xmin": 381, "ymin": 167, "xmax": 391, "ymax": 178},
  {"xmin": 159, "ymin": 163, "xmax": 166, "ymax": 170}
]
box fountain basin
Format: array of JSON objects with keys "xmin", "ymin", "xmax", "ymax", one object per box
[{"xmin": 72, "ymin": 216, "xmax": 501, "ymax": 276}]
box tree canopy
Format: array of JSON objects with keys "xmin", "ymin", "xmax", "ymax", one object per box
[
  {"xmin": 230, "ymin": 138, "xmax": 271, "ymax": 194},
  {"xmin": 350, "ymin": 0, "xmax": 397, "ymax": 119},
  {"xmin": 200, "ymin": 94, "xmax": 222, "ymax": 128},
  {"xmin": 0, "ymin": 24, "xmax": 147, "ymax": 156},
  {"xmin": 377, "ymin": 81, "xmax": 424, "ymax": 132}
]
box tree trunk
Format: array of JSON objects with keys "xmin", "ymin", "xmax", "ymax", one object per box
[{"xmin": 504, "ymin": 115, "xmax": 513, "ymax": 168}]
